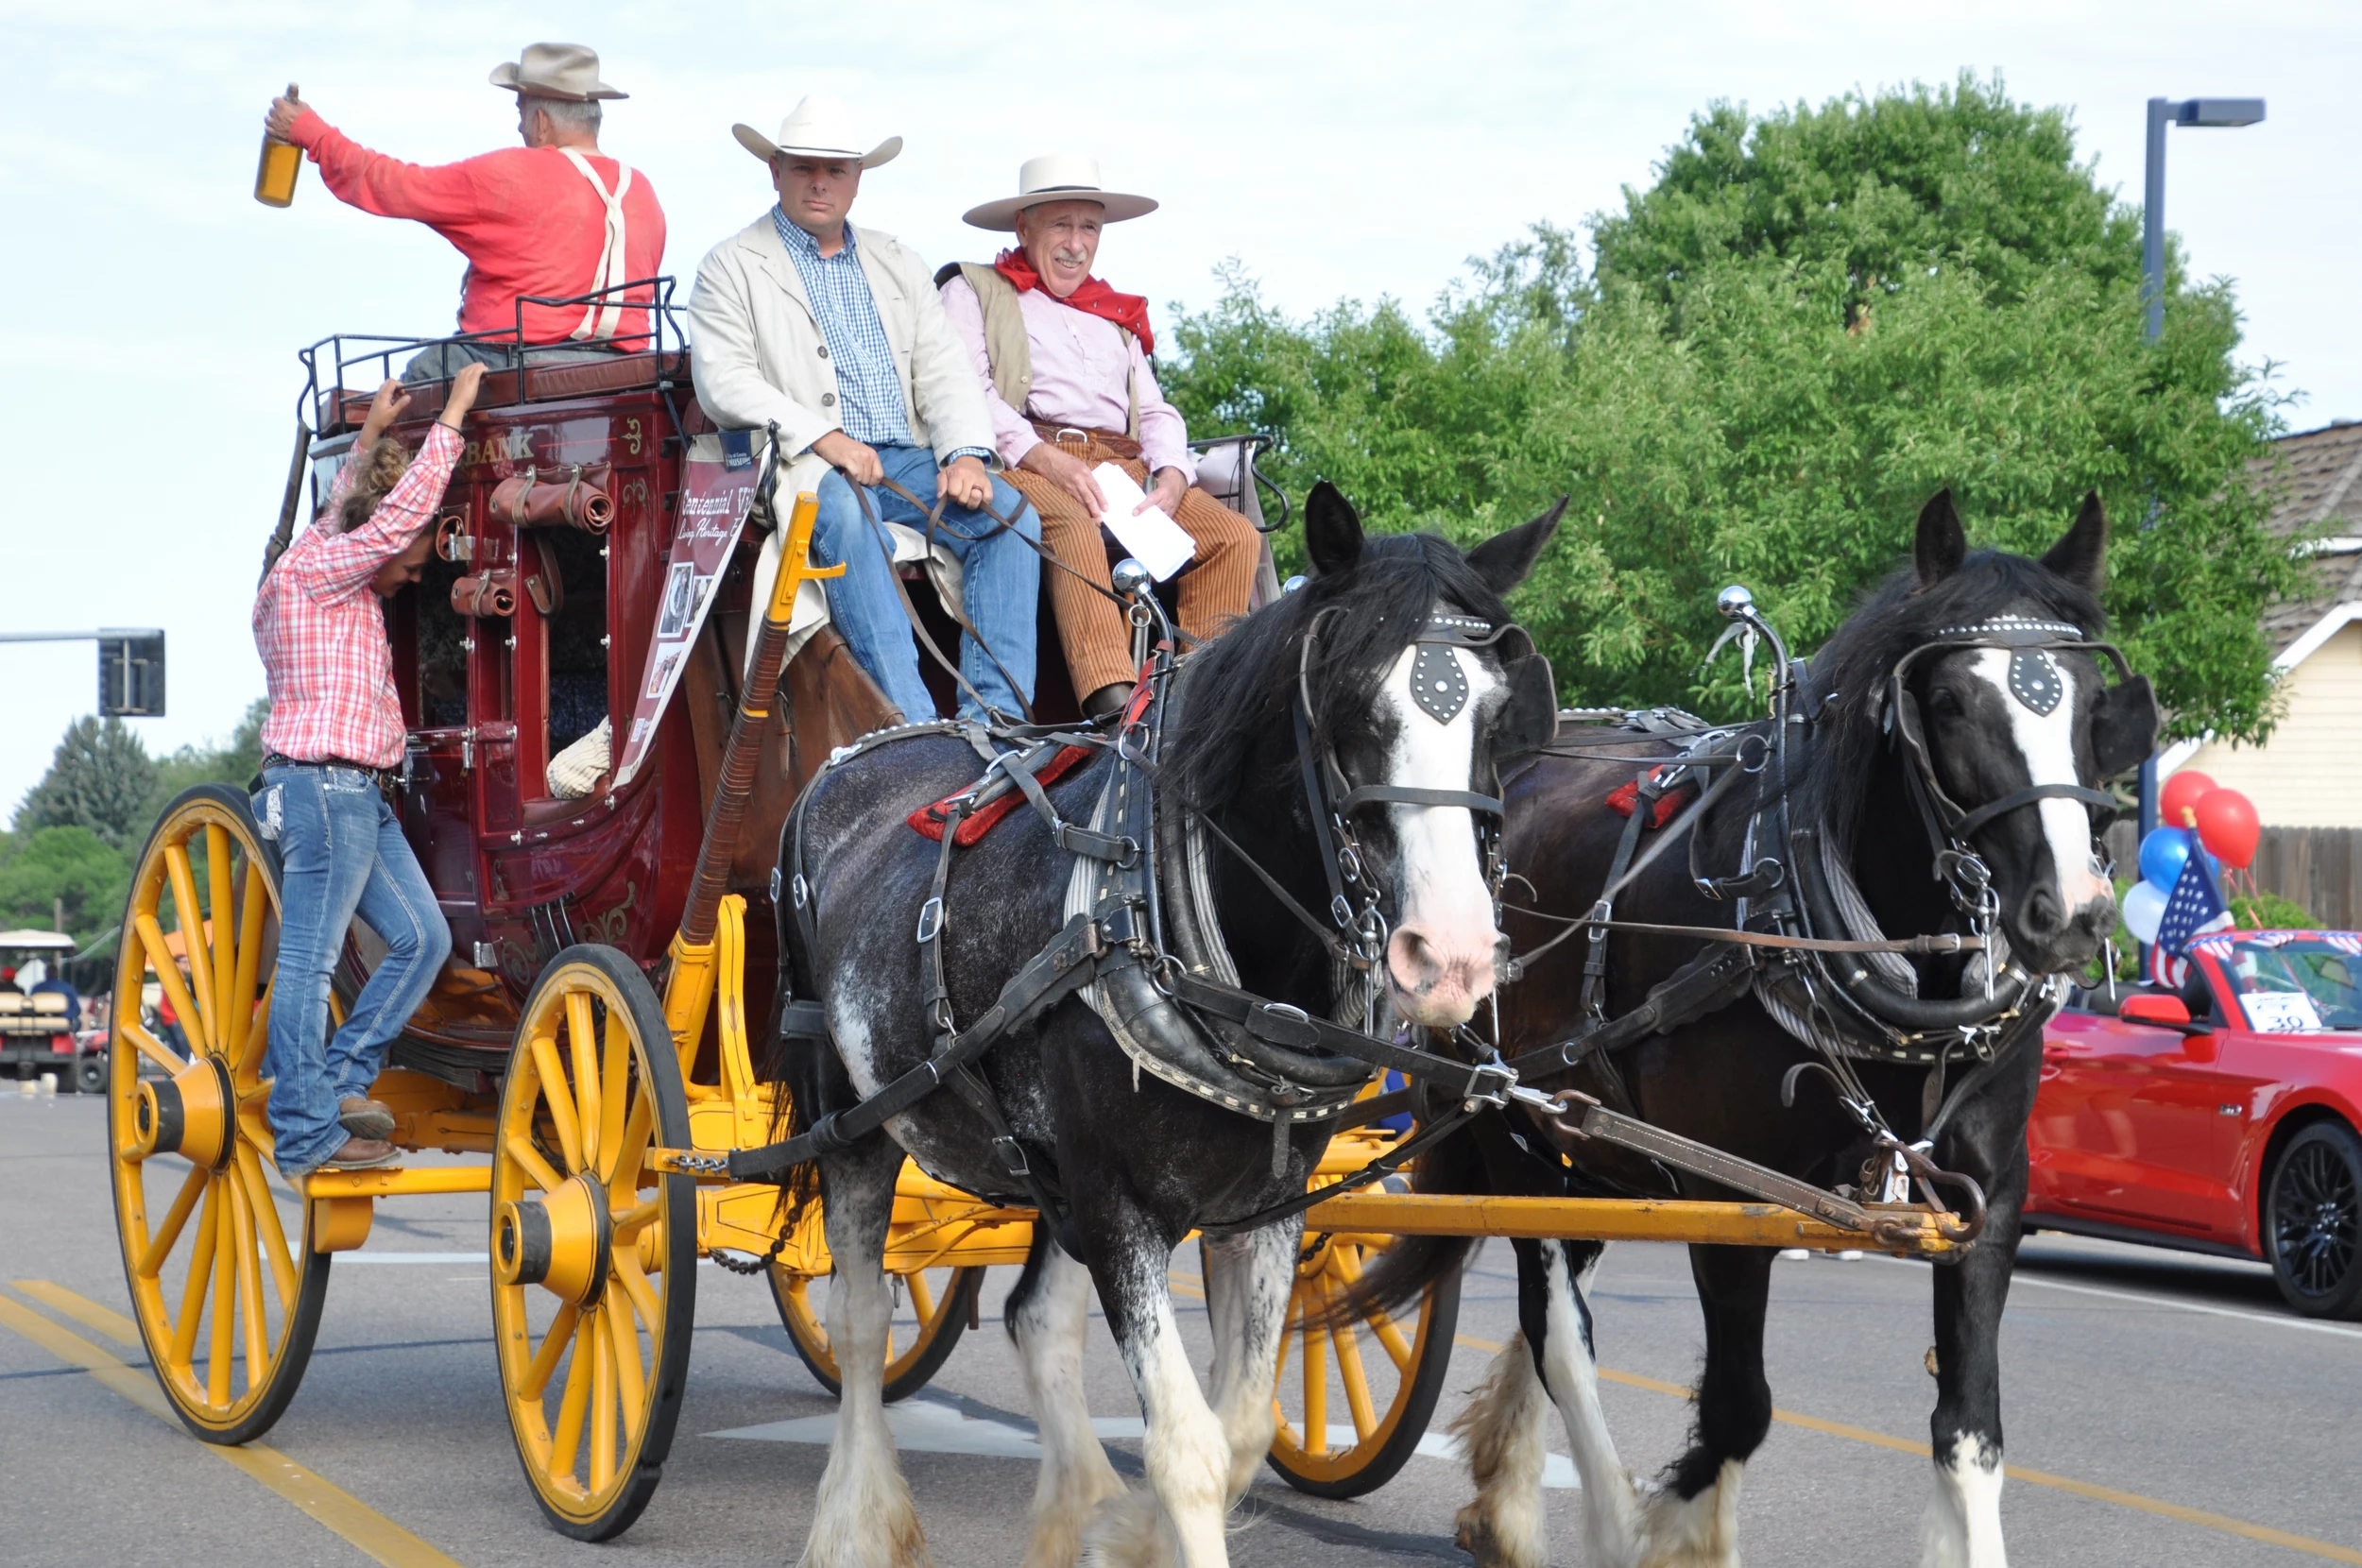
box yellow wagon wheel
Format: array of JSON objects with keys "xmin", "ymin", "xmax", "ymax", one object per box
[
  {"xmin": 771, "ymin": 1261, "xmax": 984, "ymax": 1403},
  {"xmin": 1265, "ymin": 1228, "xmax": 1463, "ymax": 1499},
  {"xmin": 106, "ymin": 784, "xmax": 331, "ymax": 1444},
  {"xmin": 491, "ymin": 946, "xmax": 695, "ymax": 1542}
]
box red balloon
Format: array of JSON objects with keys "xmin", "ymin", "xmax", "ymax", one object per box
[
  {"xmin": 2193, "ymin": 788, "xmax": 2261, "ymax": 870},
  {"xmin": 2158, "ymin": 770, "xmax": 2217, "ymax": 829}
]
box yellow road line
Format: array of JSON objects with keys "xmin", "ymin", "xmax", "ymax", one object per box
[
  {"xmin": 1452, "ymin": 1334, "xmax": 2362, "ymax": 1564},
  {"xmin": 14, "ymin": 1278, "xmax": 140, "ymax": 1349},
  {"xmin": 0, "ymin": 1289, "xmax": 467, "ymax": 1568}
]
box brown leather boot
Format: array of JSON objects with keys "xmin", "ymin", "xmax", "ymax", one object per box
[
  {"xmin": 338, "ymin": 1096, "xmax": 396, "ymax": 1139},
  {"xmin": 318, "ymin": 1135, "xmax": 399, "ymax": 1172}
]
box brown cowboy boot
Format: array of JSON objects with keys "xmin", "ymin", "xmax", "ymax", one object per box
[
  {"xmin": 338, "ymin": 1096, "xmax": 396, "ymax": 1139},
  {"xmin": 318, "ymin": 1135, "xmax": 399, "ymax": 1172}
]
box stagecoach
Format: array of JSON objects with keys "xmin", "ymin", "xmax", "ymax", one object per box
[{"xmin": 105, "ymin": 285, "xmax": 1970, "ymax": 1541}]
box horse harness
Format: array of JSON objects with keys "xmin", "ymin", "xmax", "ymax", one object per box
[
  {"xmin": 726, "ymin": 602, "xmax": 1575, "ymax": 1236},
  {"xmin": 1493, "ymin": 609, "xmax": 2139, "ymax": 1224}
]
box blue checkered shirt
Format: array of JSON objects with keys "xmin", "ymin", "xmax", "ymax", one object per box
[{"xmin": 772, "ymin": 210, "xmax": 988, "ymax": 468}]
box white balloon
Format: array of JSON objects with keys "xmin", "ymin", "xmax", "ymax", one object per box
[{"xmin": 2121, "ymin": 880, "xmax": 2166, "ymax": 946}]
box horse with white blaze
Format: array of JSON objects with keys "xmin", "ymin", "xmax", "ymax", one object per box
[
  {"xmin": 1342, "ymin": 490, "xmax": 2158, "ymax": 1568},
  {"xmin": 762, "ymin": 482, "xmax": 1563, "ymax": 1567}
]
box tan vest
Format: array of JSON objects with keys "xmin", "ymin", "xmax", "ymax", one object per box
[{"xmin": 954, "ymin": 262, "xmax": 1139, "ymax": 440}]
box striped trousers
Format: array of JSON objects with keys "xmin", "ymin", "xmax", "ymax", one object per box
[{"xmin": 1001, "ymin": 442, "xmax": 1261, "ymax": 699}]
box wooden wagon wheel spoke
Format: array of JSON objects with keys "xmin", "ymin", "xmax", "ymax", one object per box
[
  {"xmin": 526, "ymin": 1033, "xmax": 584, "ymax": 1172},
  {"xmin": 111, "ymin": 789, "xmax": 334, "ymax": 1445},
  {"xmin": 505, "ymin": 1133, "xmax": 565, "ymax": 1194},
  {"xmin": 136, "ymin": 1164, "xmax": 210, "ymax": 1278},
  {"xmin": 226, "ymin": 859, "xmax": 270, "ymax": 1071},
  {"xmin": 228, "ymin": 1173, "xmax": 269, "ymax": 1390},
  {"xmin": 172, "ymin": 1178, "xmax": 222, "ymax": 1369},
  {"xmin": 590, "ymin": 1317, "xmax": 619, "ymax": 1493},
  {"xmin": 597, "ymin": 1009, "xmax": 629, "ymax": 1179},
  {"xmin": 234, "ymin": 1148, "xmax": 300, "ymax": 1309},
  {"xmin": 205, "ymin": 825, "xmax": 238, "ymax": 1056},
  {"xmin": 163, "ymin": 843, "xmax": 220, "ymax": 1048},
  {"xmin": 608, "ymin": 1083, "xmax": 652, "ymax": 1196},
  {"xmin": 604, "ymin": 1301, "xmax": 647, "ymax": 1434},
  {"xmin": 137, "ymin": 913, "xmax": 209, "ymax": 1054},
  {"xmin": 565, "ymin": 993, "xmax": 602, "ymax": 1172},
  {"xmin": 522, "ymin": 1303, "xmax": 581, "ymax": 1403},
  {"xmin": 549, "ymin": 1323, "xmax": 595, "ymax": 1478},
  {"xmin": 206, "ymin": 1189, "xmax": 237, "ymax": 1406},
  {"xmin": 118, "ymin": 1017, "xmax": 183, "ymax": 1078}
]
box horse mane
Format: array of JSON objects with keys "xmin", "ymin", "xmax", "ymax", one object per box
[
  {"xmin": 1797, "ymin": 548, "xmax": 2105, "ymax": 854},
  {"xmin": 1163, "ymin": 532, "xmax": 1514, "ymax": 812}
]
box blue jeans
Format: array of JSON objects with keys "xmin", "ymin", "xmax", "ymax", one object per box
[
  {"xmin": 810, "ymin": 445, "xmax": 1041, "ymax": 724},
  {"xmin": 254, "ymin": 765, "xmax": 452, "ymax": 1174}
]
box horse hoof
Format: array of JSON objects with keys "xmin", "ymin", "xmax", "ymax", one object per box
[
  {"xmin": 1078, "ymin": 1490, "xmax": 1176, "ymax": 1568},
  {"xmin": 1454, "ymin": 1511, "xmax": 1545, "ymax": 1568}
]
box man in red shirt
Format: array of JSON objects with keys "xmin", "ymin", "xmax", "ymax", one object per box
[
  {"xmin": 250, "ymin": 366, "xmax": 482, "ymax": 1174},
  {"xmin": 264, "ymin": 43, "xmax": 667, "ymax": 383}
]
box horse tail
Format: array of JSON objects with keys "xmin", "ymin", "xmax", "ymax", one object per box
[{"xmin": 1307, "ymin": 1116, "xmax": 1484, "ymax": 1333}]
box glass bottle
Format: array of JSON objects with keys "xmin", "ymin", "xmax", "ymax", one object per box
[{"xmin": 254, "ymin": 83, "xmax": 302, "ymax": 208}]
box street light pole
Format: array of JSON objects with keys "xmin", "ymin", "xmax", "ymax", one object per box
[{"xmin": 2135, "ymin": 95, "xmax": 2265, "ymax": 843}]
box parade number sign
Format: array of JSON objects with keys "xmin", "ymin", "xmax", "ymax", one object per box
[{"xmin": 612, "ymin": 447, "xmax": 762, "ymax": 789}]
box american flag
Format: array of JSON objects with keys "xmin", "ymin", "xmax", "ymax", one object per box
[{"xmin": 2148, "ymin": 855, "xmax": 2235, "ymax": 988}]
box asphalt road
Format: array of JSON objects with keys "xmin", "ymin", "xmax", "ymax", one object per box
[{"xmin": 5, "ymin": 1089, "xmax": 2359, "ymax": 1567}]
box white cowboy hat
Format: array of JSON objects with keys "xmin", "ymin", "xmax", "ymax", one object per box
[
  {"xmin": 732, "ymin": 95, "xmax": 902, "ymax": 169},
  {"xmin": 488, "ymin": 43, "xmax": 626, "ymax": 102},
  {"xmin": 962, "ymin": 154, "xmax": 1159, "ymax": 230}
]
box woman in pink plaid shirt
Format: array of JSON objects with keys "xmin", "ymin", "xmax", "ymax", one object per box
[{"xmin": 251, "ymin": 366, "xmax": 483, "ymax": 1174}]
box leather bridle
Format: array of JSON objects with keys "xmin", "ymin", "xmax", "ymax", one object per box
[
  {"xmin": 1881, "ymin": 616, "xmax": 2131, "ymax": 916},
  {"xmin": 1287, "ymin": 606, "xmax": 1534, "ymax": 973}
]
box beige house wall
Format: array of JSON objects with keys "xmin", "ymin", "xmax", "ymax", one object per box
[{"xmin": 2181, "ymin": 620, "xmax": 2362, "ymax": 827}]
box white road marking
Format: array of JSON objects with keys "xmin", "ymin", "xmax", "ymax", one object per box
[
  {"xmin": 1870, "ymin": 1253, "xmax": 2362, "ymax": 1341},
  {"xmin": 706, "ymin": 1401, "xmax": 1581, "ymax": 1486}
]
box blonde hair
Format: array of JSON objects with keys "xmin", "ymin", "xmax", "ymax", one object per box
[{"xmin": 339, "ymin": 438, "xmax": 414, "ymax": 533}]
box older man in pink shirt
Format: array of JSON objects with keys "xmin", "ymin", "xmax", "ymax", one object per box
[{"xmin": 939, "ymin": 155, "xmax": 1258, "ymax": 719}]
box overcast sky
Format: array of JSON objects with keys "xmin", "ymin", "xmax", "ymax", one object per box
[{"xmin": 2, "ymin": 0, "xmax": 2353, "ymax": 824}]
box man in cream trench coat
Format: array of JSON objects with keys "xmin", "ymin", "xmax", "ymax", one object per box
[{"xmin": 689, "ymin": 95, "xmax": 1041, "ymax": 723}]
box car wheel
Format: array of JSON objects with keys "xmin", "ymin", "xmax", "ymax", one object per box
[
  {"xmin": 2265, "ymin": 1121, "xmax": 2362, "ymax": 1320},
  {"xmin": 76, "ymin": 1056, "xmax": 106, "ymax": 1095}
]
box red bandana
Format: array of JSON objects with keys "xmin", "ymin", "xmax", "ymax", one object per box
[{"xmin": 992, "ymin": 248, "xmax": 1155, "ymax": 356}]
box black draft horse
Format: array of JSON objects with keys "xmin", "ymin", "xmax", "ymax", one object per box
[
  {"xmin": 769, "ymin": 485, "xmax": 1560, "ymax": 1568},
  {"xmin": 1369, "ymin": 493, "xmax": 2157, "ymax": 1568}
]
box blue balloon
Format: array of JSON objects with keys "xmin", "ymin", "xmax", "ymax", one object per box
[{"xmin": 2140, "ymin": 827, "xmax": 2194, "ymax": 892}]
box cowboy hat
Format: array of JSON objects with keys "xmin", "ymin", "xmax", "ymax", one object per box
[
  {"xmin": 488, "ymin": 43, "xmax": 626, "ymax": 102},
  {"xmin": 962, "ymin": 154, "xmax": 1158, "ymax": 231},
  {"xmin": 732, "ymin": 95, "xmax": 902, "ymax": 169}
]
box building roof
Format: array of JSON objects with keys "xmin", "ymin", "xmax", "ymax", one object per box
[{"xmin": 2252, "ymin": 421, "xmax": 2362, "ymax": 654}]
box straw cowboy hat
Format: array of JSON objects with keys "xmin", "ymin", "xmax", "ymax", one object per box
[
  {"xmin": 488, "ymin": 43, "xmax": 627, "ymax": 101},
  {"xmin": 732, "ymin": 95, "xmax": 902, "ymax": 169},
  {"xmin": 962, "ymin": 154, "xmax": 1158, "ymax": 230}
]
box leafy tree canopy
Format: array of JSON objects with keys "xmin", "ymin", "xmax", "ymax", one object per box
[
  {"xmin": 1163, "ymin": 72, "xmax": 2295, "ymax": 741},
  {"xmin": 3, "ymin": 699, "xmax": 268, "ymax": 947},
  {"xmin": 0, "ymin": 826, "xmax": 130, "ymax": 946},
  {"xmin": 15, "ymin": 715, "xmax": 157, "ymax": 849}
]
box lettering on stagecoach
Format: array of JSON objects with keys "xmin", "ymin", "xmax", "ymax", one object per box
[{"xmin": 460, "ymin": 428, "xmax": 538, "ymax": 469}]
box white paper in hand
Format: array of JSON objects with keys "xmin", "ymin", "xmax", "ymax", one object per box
[{"xmin": 1092, "ymin": 463, "xmax": 1196, "ymax": 582}]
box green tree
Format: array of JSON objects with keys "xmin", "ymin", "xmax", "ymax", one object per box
[
  {"xmin": 0, "ymin": 826, "xmax": 131, "ymax": 944},
  {"xmin": 1163, "ymin": 72, "xmax": 2296, "ymax": 740},
  {"xmin": 15, "ymin": 715, "xmax": 157, "ymax": 848}
]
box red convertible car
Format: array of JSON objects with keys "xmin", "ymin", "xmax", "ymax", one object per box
[{"xmin": 2027, "ymin": 929, "xmax": 2362, "ymax": 1319}]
